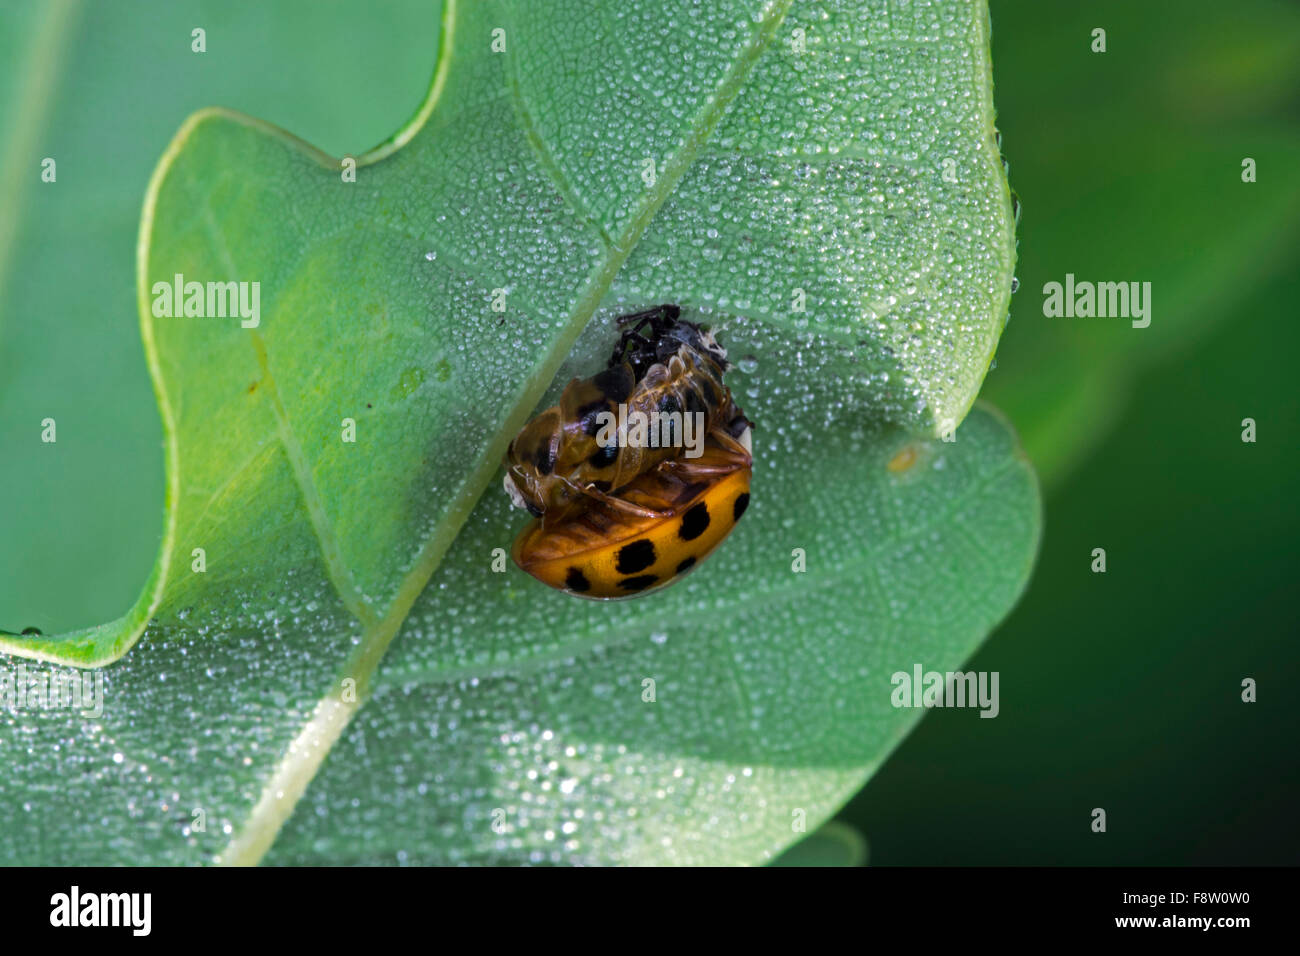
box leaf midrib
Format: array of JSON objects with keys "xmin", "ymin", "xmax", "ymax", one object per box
[{"xmin": 215, "ymin": 0, "xmax": 795, "ymax": 865}]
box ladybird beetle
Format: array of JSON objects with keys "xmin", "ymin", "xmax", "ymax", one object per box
[
  {"xmin": 511, "ymin": 432, "xmax": 752, "ymax": 598},
  {"xmin": 504, "ymin": 305, "xmax": 754, "ymax": 599},
  {"xmin": 503, "ymin": 304, "xmax": 752, "ymax": 527}
]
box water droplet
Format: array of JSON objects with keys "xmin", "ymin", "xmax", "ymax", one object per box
[{"xmin": 391, "ymin": 365, "xmax": 426, "ymax": 401}]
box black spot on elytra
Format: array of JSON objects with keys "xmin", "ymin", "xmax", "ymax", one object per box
[
  {"xmin": 576, "ymin": 399, "xmax": 608, "ymax": 436},
  {"xmin": 534, "ymin": 442, "xmax": 556, "ymax": 476},
  {"xmin": 588, "ymin": 443, "xmax": 619, "ymax": 468},
  {"xmin": 619, "ymin": 574, "xmax": 658, "ymax": 592},
  {"xmin": 676, "ymin": 556, "xmax": 696, "ymax": 574},
  {"xmin": 679, "ymin": 502, "xmax": 710, "ymax": 541},
  {"xmin": 733, "ymin": 493, "xmax": 750, "ymax": 521},
  {"xmin": 591, "ymin": 365, "xmax": 633, "ymax": 402},
  {"xmin": 615, "ymin": 539, "xmax": 656, "ymax": 574},
  {"xmin": 565, "ymin": 567, "xmax": 591, "ymax": 592}
]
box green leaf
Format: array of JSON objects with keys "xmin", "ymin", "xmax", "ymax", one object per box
[
  {"xmin": 981, "ymin": 0, "xmax": 1300, "ymax": 485},
  {"xmin": 0, "ymin": 0, "xmax": 437, "ymax": 635},
  {"xmin": 1, "ymin": 0, "xmax": 1032, "ymax": 865},
  {"xmin": 770, "ymin": 821, "xmax": 869, "ymax": 867},
  {"xmin": 268, "ymin": 402, "xmax": 1040, "ymax": 866}
]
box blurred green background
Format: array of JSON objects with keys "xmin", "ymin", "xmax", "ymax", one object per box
[
  {"xmin": 1, "ymin": 0, "xmax": 1296, "ymax": 864},
  {"xmin": 850, "ymin": 0, "xmax": 1300, "ymax": 865}
]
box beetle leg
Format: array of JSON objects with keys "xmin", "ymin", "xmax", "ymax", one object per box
[
  {"xmin": 660, "ymin": 458, "xmax": 744, "ymax": 478},
  {"xmin": 678, "ymin": 426, "xmax": 752, "ymax": 468},
  {"xmin": 711, "ymin": 429, "xmax": 752, "ymax": 460},
  {"xmin": 595, "ymin": 496, "xmax": 665, "ymax": 520},
  {"xmin": 616, "ymin": 304, "xmax": 678, "ymax": 330},
  {"xmin": 608, "ymin": 329, "xmax": 655, "ymax": 366},
  {"xmin": 562, "ymin": 477, "xmax": 671, "ymax": 519}
]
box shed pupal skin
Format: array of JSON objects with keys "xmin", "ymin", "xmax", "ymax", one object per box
[
  {"xmin": 503, "ymin": 305, "xmax": 754, "ymax": 599},
  {"xmin": 503, "ymin": 305, "xmax": 752, "ymax": 527},
  {"xmin": 503, "ymin": 422, "xmax": 752, "ymax": 517}
]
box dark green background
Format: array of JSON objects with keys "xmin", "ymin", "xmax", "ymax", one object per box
[
  {"xmin": 1, "ymin": 0, "xmax": 1296, "ymax": 864},
  {"xmin": 852, "ymin": 0, "xmax": 1300, "ymax": 865}
]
